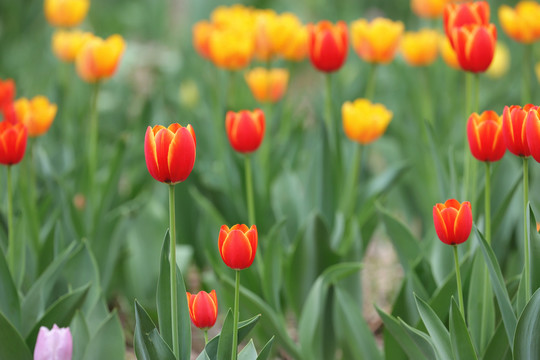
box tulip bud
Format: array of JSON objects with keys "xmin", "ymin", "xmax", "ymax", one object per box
[
  {"xmin": 525, "ymin": 107, "xmax": 540, "ymax": 163},
  {"xmin": 52, "ymin": 29, "xmax": 94, "ymax": 63},
  {"xmin": 225, "ymin": 109, "xmax": 265, "ymax": 153},
  {"xmin": 15, "ymin": 96, "xmax": 57, "ymax": 137},
  {"xmin": 187, "ymin": 290, "xmax": 218, "ymax": 330},
  {"xmin": 44, "ymin": 0, "xmax": 89, "ymax": 28},
  {"xmin": 467, "ymin": 110, "xmax": 506, "ymax": 162},
  {"xmin": 444, "ymin": 1, "xmax": 490, "ymax": 48},
  {"xmin": 451, "ymin": 23, "xmax": 496, "ymax": 73},
  {"xmin": 433, "ymin": 199, "xmax": 473, "ymax": 245},
  {"xmin": 218, "ymin": 224, "xmax": 257, "ymax": 270},
  {"xmin": 33, "ymin": 324, "xmax": 73, "ymax": 360},
  {"xmin": 192, "ymin": 21, "xmax": 213, "ymax": 60},
  {"xmin": 308, "ymin": 20, "xmax": 348, "ymax": 72},
  {"xmin": 0, "ymin": 121, "xmax": 27, "ymax": 165}
]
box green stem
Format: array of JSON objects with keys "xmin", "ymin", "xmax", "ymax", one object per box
[
  {"xmin": 523, "ymin": 45, "xmax": 532, "ymax": 105},
  {"xmin": 6, "ymin": 166, "xmax": 14, "ymax": 273},
  {"xmin": 343, "ymin": 144, "xmax": 362, "ymax": 215},
  {"xmin": 245, "ymin": 156, "xmax": 255, "ymax": 226},
  {"xmin": 169, "ymin": 185, "xmax": 179, "ymax": 359},
  {"xmin": 232, "ymin": 270, "xmax": 240, "ymax": 360},
  {"xmin": 463, "ymin": 73, "xmax": 473, "ymax": 200},
  {"xmin": 324, "ymin": 73, "xmax": 342, "ymax": 168},
  {"xmin": 364, "ymin": 64, "xmax": 377, "ymax": 99},
  {"xmin": 485, "ymin": 162, "xmax": 491, "ymax": 245},
  {"xmin": 523, "ymin": 157, "xmax": 530, "ymax": 300},
  {"xmin": 88, "ymin": 82, "xmax": 100, "ymax": 203},
  {"xmin": 204, "ymin": 330, "xmax": 208, "ymax": 345},
  {"xmin": 454, "ymin": 245, "xmax": 465, "ymax": 317}
]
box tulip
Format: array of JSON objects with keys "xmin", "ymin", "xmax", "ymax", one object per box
[
  {"xmin": 211, "ymin": 4, "xmax": 255, "ymax": 31},
  {"xmin": 192, "ymin": 21, "xmax": 214, "ymax": 60},
  {"xmin": 499, "ymin": 1, "xmax": 540, "ymax": 44},
  {"xmin": 209, "ymin": 26, "xmax": 254, "ymax": 70},
  {"xmin": 439, "ymin": 34, "xmax": 460, "ymax": 69},
  {"xmin": 502, "ymin": 104, "xmax": 535, "ymax": 157},
  {"xmin": 186, "ymin": 290, "xmax": 218, "ymax": 330},
  {"xmin": 308, "ymin": 20, "xmax": 348, "ymax": 72},
  {"xmin": 444, "ymin": 1, "xmax": 490, "ymax": 48},
  {"xmin": 451, "ymin": 24, "xmax": 496, "ymax": 73},
  {"xmin": 433, "ymin": 199, "xmax": 473, "ymax": 246},
  {"xmin": 244, "ymin": 68, "xmax": 288, "ymax": 103},
  {"xmin": 0, "ymin": 79, "xmax": 15, "ymax": 110},
  {"xmin": 411, "ymin": 0, "xmax": 447, "ymax": 18},
  {"xmin": 33, "ymin": 324, "xmax": 72, "ymax": 360},
  {"xmin": 526, "ymin": 107, "xmax": 540, "ymax": 163},
  {"xmin": 400, "ymin": 29, "xmax": 439, "ymax": 66},
  {"xmin": 467, "ymin": 110, "xmax": 505, "ymax": 162},
  {"xmin": 76, "ymin": 34, "xmax": 126, "ymax": 83},
  {"xmin": 350, "ymin": 18, "xmax": 403, "ymax": 64},
  {"xmin": 0, "ymin": 121, "xmax": 27, "ymax": 165},
  {"xmin": 52, "ymin": 29, "xmax": 94, "ymax": 63},
  {"xmin": 253, "ymin": 9, "xmax": 278, "ymax": 61},
  {"xmin": 44, "ymin": 0, "xmax": 89, "ymax": 27},
  {"xmin": 218, "ymin": 224, "xmax": 257, "ymax": 270},
  {"xmin": 14, "ymin": 97, "xmax": 57, "ymax": 137},
  {"xmin": 225, "ymin": 109, "xmax": 265, "ymax": 153},
  {"xmin": 269, "ymin": 13, "xmax": 308, "ymax": 62},
  {"xmin": 144, "ymin": 123, "xmax": 196, "ymax": 184},
  {"xmin": 342, "ymin": 99, "xmax": 392, "ymax": 145}
]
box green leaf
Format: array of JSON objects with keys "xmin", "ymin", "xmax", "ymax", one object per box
[
  {"xmin": 334, "ymin": 287, "xmax": 381, "ymax": 360},
  {"xmin": 156, "ymin": 229, "xmax": 191, "ymax": 360},
  {"xmin": 474, "ymin": 227, "xmax": 517, "ymax": 347},
  {"xmin": 414, "ymin": 294, "xmax": 452, "ymax": 360},
  {"xmin": 0, "ymin": 245, "xmax": 20, "ymax": 331},
  {"xmin": 450, "ymin": 298, "xmax": 478, "ymax": 360},
  {"xmin": 134, "ymin": 300, "xmax": 176, "ymax": 360},
  {"xmin": 261, "ymin": 220, "xmax": 286, "ymax": 312},
  {"xmin": 81, "ymin": 310, "xmax": 125, "ymax": 360},
  {"xmin": 70, "ymin": 311, "xmax": 90, "ymax": 360},
  {"xmin": 527, "ymin": 204, "xmax": 540, "ymax": 294},
  {"xmin": 0, "ymin": 311, "xmax": 32, "ymax": 360},
  {"xmin": 513, "ymin": 288, "xmax": 540, "ymax": 359},
  {"xmin": 217, "ymin": 308, "xmax": 233, "ymax": 360},
  {"xmin": 257, "ymin": 336, "xmax": 275, "ymax": 360},
  {"xmin": 482, "ymin": 321, "xmax": 511, "ymax": 360},
  {"xmin": 238, "ymin": 339, "xmax": 257, "ymax": 360},
  {"xmin": 25, "ymin": 283, "xmax": 90, "ymax": 349}
]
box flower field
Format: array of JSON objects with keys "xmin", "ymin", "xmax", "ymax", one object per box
[{"xmin": 1, "ymin": 0, "xmax": 540, "ymax": 359}]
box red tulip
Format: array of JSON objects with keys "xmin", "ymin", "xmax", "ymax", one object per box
[
  {"xmin": 502, "ymin": 104, "xmax": 535, "ymax": 157},
  {"xmin": 467, "ymin": 110, "xmax": 506, "ymax": 162},
  {"xmin": 308, "ymin": 20, "xmax": 348, "ymax": 73},
  {"xmin": 526, "ymin": 107, "xmax": 540, "ymax": 163},
  {"xmin": 0, "ymin": 121, "xmax": 27, "ymax": 165},
  {"xmin": 444, "ymin": 1, "xmax": 490, "ymax": 48},
  {"xmin": 225, "ymin": 110, "xmax": 265, "ymax": 154},
  {"xmin": 451, "ymin": 24, "xmax": 496, "ymax": 73},
  {"xmin": 0, "ymin": 79, "xmax": 15, "ymax": 110},
  {"xmin": 218, "ymin": 224, "xmax": 257, "ymax": 270},
  {"xmin": 433, "ymin": 199, "xmax": 473, "ymax": 245},
  {"xmin": 144, "ymin": 123, "xmax": 196, "ymax": 184},
  {"xmin": 186, "ymin": 290, "xmax": 218, "ymax": 330}
]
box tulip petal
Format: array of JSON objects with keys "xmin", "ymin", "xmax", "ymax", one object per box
[
  {"xmin": 453, "ymin": 202, "xmax": 473, "ymax": 244},
  {"xmin": 433, "ymin": 206, "xmax": 450, "ymax": 244},
  {"xmin": 168, "ymin": 127, "xmax": 196, "ymax": 184},
  {"xmin": 154, "ymin": 127, "xmax": 174, "ymax": 183},
  {"xmin": 220, "ymin": 230, "xmax": 253, "ymax": 269},
  {"xmin": 144, "ymin": 126, "xmax": 162, "ymax": 182}
]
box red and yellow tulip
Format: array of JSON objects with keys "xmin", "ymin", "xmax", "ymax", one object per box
[
  {"xmin": 308, "ymin": 21, "xmax": 348, "ymax": 72},
  {"xmin": 76, "ymin": 34, "xmax": 126, "ymax": 83},
  {"xmin": 218, "ymin": 224, "xmax": 258, "ymax": 270},
  {"xmin": 467, "ymin": 110, "xmax": 506, "ymax": 162},
  {"xmin": 225, "ymin": 109, "xmax": 265, "ymax": 153},
  {"xmin": 186, "ymin": 290, "xmax": 218, "ymax": 330},
  {"xmin": 433, "ymin": 199, "xmax": 473, "ymax": 245}
]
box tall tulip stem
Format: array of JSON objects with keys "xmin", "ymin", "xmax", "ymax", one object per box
[
  {"xmin": 6, "ymin": 166, "xmax": 14, "ymax": 273},
  {"xmin": 232, "ymin": 269, "xmax": 240, "ymax": 360},
  {"xmin": 88, "ymin": 81, "xmax": 100, "ymax": 205},
  {"xmin": 453, "ymin": 245, "xmax": 465, "ymax": 316},
  {"xmin": 245, "ymin": 156, "xmax": 255, "ymax": 226},
  {"xmin": 485, "ymin": 162, "xmax": 491, "ymax": 245},
  {"xmin": 324, "ymin": 73, "xmax": 341, "ymax": 168},
  {"xmin": 364, "ymin": 64, "xmax": 377, "ymax": 99},
  {"xmin": 169, "ymin": 184, "xmax": 179, "ymax": 359},
  {"xmin": 523, "ymin": 157, "xmax": 530, "ymax": 300}
]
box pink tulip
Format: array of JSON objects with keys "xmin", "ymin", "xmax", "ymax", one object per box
[{"xmin": 33, "ymin": 324, "xmax": 73, "ymax": 360}]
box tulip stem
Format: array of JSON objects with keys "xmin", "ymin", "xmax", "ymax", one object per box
[
  {"xmin": 453, "ymin": 245, "xmax": 465, "ymax": 317},
  {"xmin": 245, "ymin": 156, "xmax": 255, "ymax": 226},
  {"xmin": 204, "ymin": 330, "xmax": 208, "ymax": 345},
  {"xmin": 485, "ymin": 162, "xmax": 491, "ymax": 245},
  {"xmin": 232, "ymin": 269, "xmax": 240, "ymax": 360},
  {"xmin": 523, "ymin": 45, "xmax": 532, "ymax": 105},
  {"xmin": 324, "ymin": 73, "xmax": 342, "ymax": 169},
  {"xmin": 523, "ymin": 157, "xmax": 530, "ymax": 300},
  {"xmin": 364, "ymin": 64, "xmax": 377, "ymax": 99},
  {"xmin": 169, "ymin": 184, "xmax": 179, "ymax": 359},
  {"xmin": 88, "ymin": 81, "xmax": 100, "ymax": 212},
  {"xmin": 6, "ymin": 166, "xmax": 14, "ymax": 273}
]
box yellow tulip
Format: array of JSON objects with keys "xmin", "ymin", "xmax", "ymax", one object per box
[
  {"xmin": 245, "ymin": 67, "xmax": 289, "ymax": 103},
  {"xmin": 499, "ymin": 1, "xmax": 540, "ymax": 43},
  {"xmin": 351, "ymin": 18, "xmax": 404, "ymax": 64},
  {"xmin": 400, "ymin": 29, "xmax": 439, "ymax": 66},
  {"xmin": 44, "ymin": 0, "xmax": 89, "ymax": 27},
  {"xmin": 209, "ymin": 26, "xmax": 254, "ymax": 70},
  {"xmin": 76, "ymin": 34, "xmax": 126, "ymax": 83},
  {"xmin": 14, "ymin": 97, "xmax": 57, "ymax": 137},
  {"xmin": 52, "ymin": 29, "xmax": 94, "ymax": 63},
  {"xmin": 342, "ymin": 99, "xmax": 392, "ymax": 144}
]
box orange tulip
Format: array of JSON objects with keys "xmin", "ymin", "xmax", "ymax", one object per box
[
  {"xmin": 14, "ymin": 97, "xmax": 57, "ymax": 137},
  {"xmin": 225, "ymin": 109, "xmax": 265, "ymax": 153},
  {"xmin": 400, "ymin": 29, "xmax": 439, "ymax": 66},
  {"xmin": 0, "ymin": 79, "xmax": 15, "ymax": 110},
  {"xmin": 218, "ymin": 224, "xmax": 257, "ymax": 270},
  {"xmin": 0, "ymin": 121, "xmax": 27, "ymax": 165},
  {"xmin": 44, "ymin": 0, "xmax": 89, "ymax": 27},
  {"xmin": 439, "ymin": 34, "xmax": 460, "ymax": 69},
  {"xmin": 342, "ymin": 99, "xmax": 392, "ymax": 145},
  {"xmin": 244, "ymin": 68, "xmax": 288, "ymax": 103},
  {"xmin": 209, "ymin": 26, "xmax": 254, "ymax": 70},
  {"xmin": 502, "ymin": 104, "xmax": 535, "ymax": 157},
  {"xmin": 144, "ymin": 123, "xmax": 196, "ymax": 184},
  {"xmin": 411, "ymin": 0, "xmax": 448, "ymax": 18},
  {"xmin": 253, "ymin": 9, "xmax": 277, "ymax": 61},
  {"xmin": 269, "ymin": 13, "xmax": 308, "ymax": 62},
  {"xmin": 76, "ymin": 34, "xmax": 126, "ymax": 83},
  {"xmin": 52, "ymin": 29, "xmax": 94, "ymax": 63},
  {"xmin": 308, "ymin": 21, "xmax": 348, "ymax": 72},
  {"xmin": 499, "ymin": 1, "xmax": 540, "ymax": 44},
  {"xmin": 444, "ymin": 1, "xmax": 490, "ymax": 48},
  {"xmin": 351, "ymin": 18, "xmax": 403, "ymax": 64},
  {"xmin": 525, "ymin": 107, "xmax": 540, "ymax": 163},
  {"xmin": 452, "ymin": 24, "xmax": 496, "ymax": 73},
  {"xmin": 433, "ymin": 199, "xmax": 473, "ymax": 245},
  {"xmin": 467, "ymin": 110, "xmax": 506, "ymax": 162},
  {"xmin": 192, "ymin": 21, "xmax": 214, "ymax": 59},
  {"xmin": 186, "ymin": 290, "xmax": 218, "ymax": 330}
]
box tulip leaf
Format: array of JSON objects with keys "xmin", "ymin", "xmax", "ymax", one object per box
[
  {"xmin": 0, "ymin": 245, "xmax": 20, "ymax": 331},
  {"xmin": 134, "ymin": 300, "xmax": 176, "ymax": 360},
  {"xmin": 414, "ymin": 294, "xmax": 453, "ymax": 360},
  {"xmin": 450, "ymin": 298, "xmax": 478, "ymax": 360},
  {"xmin": 70, "ymin": 311, "xmax": 90, "ymax": 360},
  {"xmin": 474, "ymin": 227, "xmax": 517, "ymax": 347},
  {"xmin": 238, "ymin": 339, "xmax": 257, "ymax": 360},
  {"xmin": 25, "ymin": 283, "xmax": 90, "ymax": 349},
  {"xmin": 527, "ymin": 204, "xmax": 540, "ymax": 295},
  {"xmin": 261, "ymin": 219, "xmax": 286, "ymax": 312},
  {"xmin": 156, "ymin": 229, "xmax": 191, "ymax": 360},
  {"xmin": 216, "ymin": 308, "xmax": 233, "ymax": 360},
  {"xmin": 256, "ymin": 336, "xmax": 275, "ymax": 360},
  {"xmin": 513, "ymin": 289, "xmax": 540, "ymax": 359},
  {"xmin": 0, "ymin": 311, "xmax": 32, "ymax": 360},
  {"xmin": 482, "ymin": 321, "xmax": 511, "ymax": 360},
  {"xmin": 81, "ymin": 310, "xmax": 125, "ymax": 360}
]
